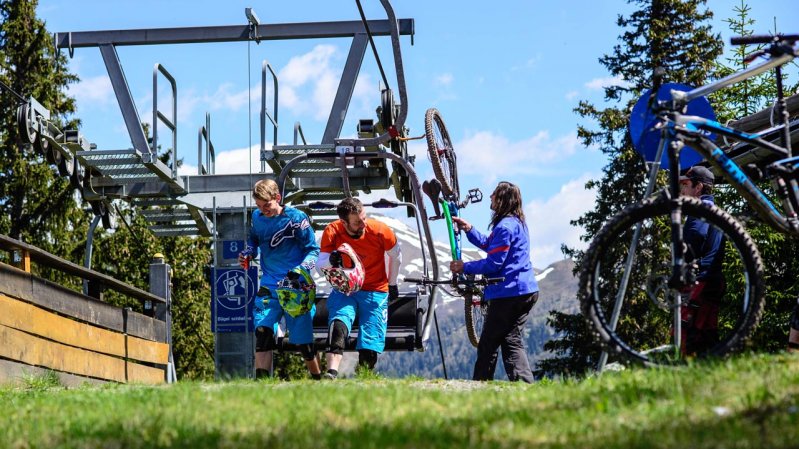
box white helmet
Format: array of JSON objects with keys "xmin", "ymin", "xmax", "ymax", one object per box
[{"xmin": 322, "ymin": 243, "xmax": 365, "ymax": 295}]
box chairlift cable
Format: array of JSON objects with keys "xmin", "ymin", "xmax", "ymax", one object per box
[
  {"xmin": 355, "ymin": 0, "xmax": 390, "ymax": 90},
  {"xmin": 114, "ymin": 203, "xmax": 148, "ymax": 254},
  {"xmin": 0, "ymin": 78, "xmax": 26, "ymax": 104},
  {"xmin": 247, "ymin": 33, "xmax": 253, "ymax": 190}
]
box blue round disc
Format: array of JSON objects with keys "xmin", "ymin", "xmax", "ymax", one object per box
[{"xmin": 629, "ymin": 83, "xmax": 716, "ymax": 171}]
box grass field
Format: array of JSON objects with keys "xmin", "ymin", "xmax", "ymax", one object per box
[{"xmin": 2, "ymin": 353, "xmax": 799, "ymax": 449}]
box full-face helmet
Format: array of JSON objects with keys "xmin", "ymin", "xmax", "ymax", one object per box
[
  {"xmin": 276, "ymin": 267, "xmax": 316, "ymax": 317},
  {"xmin": 322, "ymin": 243, "xmax": 365, "ymax": 295}
]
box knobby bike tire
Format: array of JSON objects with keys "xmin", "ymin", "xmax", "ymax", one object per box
[
  {"xmin": 464, "ymin": 290, "xmax": 486, "ymax": 348},
  {"xmin": 424, "ymin": 108, "xmax": 459, "ymax": 200},
  {"xmin": 579, "ymin": 195, "xmax": 765, "ymax": 366}
]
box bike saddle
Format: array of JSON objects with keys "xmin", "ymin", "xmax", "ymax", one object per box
[{"xmin": 422, "ymin": 179, "xmax": 443, "ymax": 217}]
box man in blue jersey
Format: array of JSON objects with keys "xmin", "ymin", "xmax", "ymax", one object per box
[
  {"xmin": 238, "ymin": 179, "xmax": 322, "ymax": 379},
  {"xmin": 451, "ymin": 181, "xmax": 539, "ymax": 383}
]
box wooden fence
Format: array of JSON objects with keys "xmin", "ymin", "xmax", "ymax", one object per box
[{"xmin": 0, "ymin": 235, "xmax": 171, "ymax": 386}]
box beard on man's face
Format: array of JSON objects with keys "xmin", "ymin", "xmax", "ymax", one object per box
[{"xmin": 346, "ymin": 227, "xmax": 364, "ymax": 238}]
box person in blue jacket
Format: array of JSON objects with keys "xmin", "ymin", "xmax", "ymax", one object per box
[
  {"xmin": 450, "ymin": 181, "xmax": 539, "ymax": 383},
  {"xmin": 679, "ymin": 165, "xmax": 725, "ymax": 355},
  {"xmin": 238, "ymin": 179, "xmax": 322, "ymax": 379}
]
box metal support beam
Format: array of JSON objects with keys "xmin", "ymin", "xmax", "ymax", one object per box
[
  {"xmin": 55, "ymin": 20, "xmax": 414, "ymax": 48},
  {"xmin": 321, "ymin": 33, "xmax": 368, "ymax": 144},
  {"xmin": 99, "ymin": 44, "xmax": 152, "ymax": 155}
]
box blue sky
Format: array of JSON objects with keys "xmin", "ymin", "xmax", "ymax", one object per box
[{"xmin": 36, "ymin": 0, "xmax": 799, "ymax": 267}]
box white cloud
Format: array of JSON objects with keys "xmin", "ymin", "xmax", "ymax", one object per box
[
  {"xmin": 584, "ymin": 75, "xmax": 631, "ymax": 90},
  {"xmin": 271, "ymin": 44, "xmax": 377, "ymax": 123},
  {"xmin": 211, "ymin": 144, "xmax": 270, "ymax": 175},
  {"xmin": 565, "ymin": 90, "xmax": 579, "ymax": 100},
  {"xmin": 511, "ymin": 55, "xmax": 541, "ymax": 72},
  {"xmin": 455, "ymin": 130, "xmax": 581, "ymax": 182},
  {"xmin": 68, "ymin": 75, "xmax": 114, "ymax": 108},
  {"xmin": 525, "ymin": 173, "xmax": 597, "ymax": 267},
  {"xmin": 434, "ymin": 73, "xmax": 453, "ymax": 87},
  {"xmin": 177, "ymin": 163, "xmax": 198, "ymax": 177}
]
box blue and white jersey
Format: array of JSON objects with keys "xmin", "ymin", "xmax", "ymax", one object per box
[{"xmin": 246, "ymin": 206, "xmax": 319, "ymax": 288}]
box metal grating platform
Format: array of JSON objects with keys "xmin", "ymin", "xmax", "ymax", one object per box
[{"xmin": 76, "ymin": 148, "xmax": 185, "ymax": 193}]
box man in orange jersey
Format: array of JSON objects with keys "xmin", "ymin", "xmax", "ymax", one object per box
[{"xmin": 317, "ymin": 197, "xmax": 401, "ymax": 378}]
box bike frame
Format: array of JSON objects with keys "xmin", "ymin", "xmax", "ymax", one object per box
[
  {"xmin": 665, "ymin": 116, "xmax": 798, "ymax": 234},
  {"xmin": 440, "ymin": 198, "xmax": 462, "ymax": 262}
]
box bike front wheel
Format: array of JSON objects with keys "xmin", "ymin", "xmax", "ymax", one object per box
[
  {"xmin": 579, "ymin": 195, "xmax": 765, "ymax": 366},
  {"xmin": 464, "ymin": 290, "xmax": 487, "ymax": 348},
  {"xmin": 424, "ymin": 108, "xmax": 459, "ymax": 200}
]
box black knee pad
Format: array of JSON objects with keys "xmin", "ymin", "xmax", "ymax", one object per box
[
  {"xmin": 327, "ymin": 320, "xmax": 348, "ymax": 355},
  {"xmin": 299, "ymin": 343, "xmax": 316, "ymax": 361},
  {"xmin": 255, "ymin": 326, "xmax": 275, "ymax": 352},
  {"xmin": 358, "ymin": 349, "xmax": 378, "ymax": 369}
]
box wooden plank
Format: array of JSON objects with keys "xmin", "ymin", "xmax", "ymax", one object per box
[
  {"xmin": 0, "ymin": 323, "xmax": 127, "ymax": 382},
  {"xmin": 0, "ymin": 294, "xmax": 168, "ymax": 364},
  {"xmin": 729, "ymin": 93, "xmax": 799, "ymax": 134},
  {"xmin": 0, "ymin": 293, "xmax": 124, "ymax": 356},
  {"xmin": 126, "ymin": 361, "xmax": 166, "ymax": 384},
  {"xmin": 0, "ymin": 262, "xmax": 166, "ymax": 342},
  {"xmin": 0, "ymin": 359, "xmax": 106, "ymax": 388},
  {"xmin": 127, "ymin": 335, "xmax": 170, "ymax": 365},
  {"xmin": 0, "ymin": 324, "xmax": 165, "ymax": 384},
  {"xmin": 0, "ymin": 234, "xmax": 165, "ymax": 304}
]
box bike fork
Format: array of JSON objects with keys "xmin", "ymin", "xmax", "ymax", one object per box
[{"xmin": 668, "ymin": 203, "xmax": 685, "ymax": 353}]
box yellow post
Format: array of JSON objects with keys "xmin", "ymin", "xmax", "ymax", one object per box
[{"xmin": 21, "ymin": 251, "xmax": 31, "ymax": 273}]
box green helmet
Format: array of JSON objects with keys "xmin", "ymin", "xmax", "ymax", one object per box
[{"xmin": 276, "ymin": 267, "xmax": 316, "ymax": 317}]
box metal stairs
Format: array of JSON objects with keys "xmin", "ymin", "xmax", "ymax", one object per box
[{"xmin": 131, "ymin": 198, "xmax": 213, "ymax": 237}]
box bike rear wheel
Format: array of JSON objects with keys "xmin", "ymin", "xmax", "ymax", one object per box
[
  {"xmin": 579, "ymin": 196, "xmax": 765, "ymax": 366},
  {"xmin": 424, "ymin": 108, "xmax": 459, "ymax": 200},
  {"xmin": 464, "ymin": 290, "xmax": 486, "ymax": 348}
]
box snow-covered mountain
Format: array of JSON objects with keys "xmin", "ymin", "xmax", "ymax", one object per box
[{"xmin": 322, "ymin": 215, "xmax": 580, "ymax": 379}]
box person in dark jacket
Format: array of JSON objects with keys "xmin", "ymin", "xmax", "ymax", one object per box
[
  {"xmin": 450, "ymin": 181, "xmax": 539, "ymax": 383},
  {"xmin": 679, "ymin": 165, "xmax": 725, "ymax": 355}
]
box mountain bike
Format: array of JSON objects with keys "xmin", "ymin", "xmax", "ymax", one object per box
[
  {"xmin": 422, "ymin": 176, "xmax": 485, "ymax": 346},
  {"xmin": 580, "ymin": 33, "xmax": 799, "ymax": 366},
  {"xmin": 424, "ymin": 107, "xmax": 492, "ymax": 345}
]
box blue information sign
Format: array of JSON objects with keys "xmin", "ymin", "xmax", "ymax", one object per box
[
  {"xmin": 211, "ymin": 267, "xmax": 258, "ymax": 332},
  {"xmin": 222, "ymin": 240, "xmax": 246, "ymax": 260}
]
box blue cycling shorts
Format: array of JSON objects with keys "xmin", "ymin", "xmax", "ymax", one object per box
[
  {"xmin": 327, "ymin": 289, "xmax": 388, "ymax": 353},
  {"xmin": 253, "ymin": 293, "xmax": 315, "ymax": 345}
]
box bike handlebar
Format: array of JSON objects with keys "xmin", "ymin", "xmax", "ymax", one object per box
[
  {"xmin": 405, "ymin": 276, "xmax": 504, "ymax": 286},
  {"xmin": 731, "ymin": 33, "xmax": 799, "ymax": 46}
]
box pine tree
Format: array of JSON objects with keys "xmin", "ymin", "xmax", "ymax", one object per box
[
  {"xmin": 0, "ymin": 0, "xmax": 83, "ymax": 276},
  {"xmin": 536, "ymin": 0, "xmax": 723, "ymax": 377}
]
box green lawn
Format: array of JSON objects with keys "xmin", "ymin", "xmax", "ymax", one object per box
[{"xmin": 2, "ymin": 353, "xmax": 799, "ymax": 449}]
